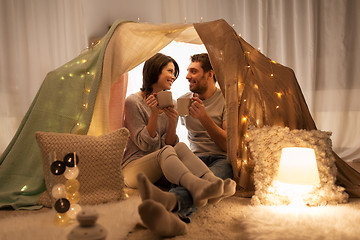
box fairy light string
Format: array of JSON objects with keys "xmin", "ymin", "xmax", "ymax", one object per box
[
  {"xmin": 236, "ymin": 34, "xmax": 279, "ymax": 170},
  {"xmin": 60, "ymin": 43, "xmax": 99, "ymax": 135}
]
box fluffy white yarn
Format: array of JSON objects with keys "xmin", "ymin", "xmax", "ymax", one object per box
[{"xmin": 246, "ymin": 126, "xmax": 348, "ymax": 206}]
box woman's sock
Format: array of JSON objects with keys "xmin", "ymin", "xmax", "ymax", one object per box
[
  {"xmin": 208, "ymin": 178, "xmax": 237, "ymax": 204},
  {"xmin": 201, "ymin": 172, "xmax": 236, "ymax": 204},
  {"xmin": 136, "ymin": 172, "xmax": 177, "ymax": 211},
  {"xmin": 179, "ymin": 172, "xmax": 223, "ymax": 208},
  {"xmin": 138, "ymin": 199, "xmax": 187, "ymax": 237},
  {"xmin": 202, "ymin": 171, "xmax": 223, "ymax": 182}
]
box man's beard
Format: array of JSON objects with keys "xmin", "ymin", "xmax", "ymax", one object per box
[{"xmin": 190, "ymin": 79, "xmax": 207, "ymax": 94}]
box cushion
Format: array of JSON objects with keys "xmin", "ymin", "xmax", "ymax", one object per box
[
  {"xmin": 35, "ymin": 128, "xmax": 129, "ymax": 207},
  {"xmin": 246, "ymin": 125, "xmax": 348, "ymax": 206}
]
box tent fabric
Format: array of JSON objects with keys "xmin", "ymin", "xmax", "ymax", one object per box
[
  {"xmin": 0, "ymin": 20, "xmax": 203, "ymax": 209},
  {"xmin": 88, "ymin": 21, "xmax": 195, "ymax": 136},
  {"xmin": 1, "ymin": 19, "xmax": 360, "ymax": 209},
  {"xmin": 0, "ymin": 20, "xmax": 122, "ymax": 209},
  {"xmin": 195, "ymin": 20, "xmax": 317, "ymax": 193},
  {"xmin": 195, "ymin": 20, "xmax": 360, "ymax": 197}
]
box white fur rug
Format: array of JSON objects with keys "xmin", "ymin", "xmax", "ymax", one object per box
[
  {"xmin": 0, "ymin": 196, "xmax": 141, "ymax": 240},
  {"xmin": 242, "ymin": 204, "xmax": 360, "ymax": 240},
  {"xmin": 126, "ymin": 197, "xmax": 360, "ymax": 240},
  {"xmin": 1, "ymin": 195, "xmax": 360, "ymax": 240}
]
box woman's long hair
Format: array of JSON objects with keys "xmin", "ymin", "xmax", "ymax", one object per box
[{"xmin": 141, "ymin": 53, "xmax": 179, "ymax": 97}]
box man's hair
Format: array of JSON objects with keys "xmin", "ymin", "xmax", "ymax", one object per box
[
  {"xmin": 141, "ymin": 53, "xmax": 179, "ymax": 96},
  {"xmin": 190, "ymin": 53, "xmax": 216, "ymax": 82}
]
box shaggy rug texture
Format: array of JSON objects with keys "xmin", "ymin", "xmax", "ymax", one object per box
[
  {"xmin": 0, "ymin": 196, "xmax": 141, "ymax": 240},
  {"xmin": 127, "ymin": 197, "xmax": 360, "ymax": 240},
  {"xmin": 1, "ymin": 195, "xmax": 360, "ymax": 240},
  {"xmin": 242, "ymin": 204, "xmax": 360, "ymax": 240}
]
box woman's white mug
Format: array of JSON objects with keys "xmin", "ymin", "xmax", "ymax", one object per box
[
  {"xmin": 177, "ymin": 97, "xmax": 192, "ymax": 116},
  {"xmin": 156, "ymin": 91, "xmax": 173, "ymax": 109}
]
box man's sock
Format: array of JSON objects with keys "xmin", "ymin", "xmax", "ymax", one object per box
[
  {"xmin": 179, "ymin": 172, "xmax": 223, "ymax": 208},
  {"xmin": 138, "ymin": 199, "xmax": 187, "ymax": 237},
  {"xmin": 136, "ymin": 172, "xmax": 177, "ymax": 211},
  {"xmin": 208, "ymin": 178, "xmax": 237, "ymax": 204}
]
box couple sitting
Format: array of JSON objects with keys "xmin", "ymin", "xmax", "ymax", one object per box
[{"xmin": 121, "ymin": 53, "xmax": 236, "ymax": 237}]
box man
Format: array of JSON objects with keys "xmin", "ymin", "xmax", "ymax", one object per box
[
  {"xmin": 136, "ymin": 53, "xmax": 235, "ymax": 238},
  {"xmin": 180, "ymin": 53, "xmax": 232, "ymax": 180}
]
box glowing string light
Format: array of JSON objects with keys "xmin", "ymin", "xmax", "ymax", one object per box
[{"xmin": 269, "ymin": 59, "xmax": 276, "ymax": 78}]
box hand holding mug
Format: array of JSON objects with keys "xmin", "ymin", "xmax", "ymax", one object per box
[
  {"xmin": 189, "ymin": 96, "xmax": 207, "ymax": 119},
  {"xmin": 145, "ymin": 93, "xmax": 159, "ymax": 112}
]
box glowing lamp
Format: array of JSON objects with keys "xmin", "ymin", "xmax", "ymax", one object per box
[{"xmin": 276, "ymin": 147, "xmax": 320, "ymax": 185}]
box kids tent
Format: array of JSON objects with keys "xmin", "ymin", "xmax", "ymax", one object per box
[{"xmin": 1, "ymin": 19, "xmax": 360, "ymax": 209}]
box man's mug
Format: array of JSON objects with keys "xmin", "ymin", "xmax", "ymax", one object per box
[
  {"xmin": 177, "ymin": 97, "xmax": 192, "ymax": 116},
  {"xmin": 156, "ymin": 91, "xmax": 173, "ymax": 109}
]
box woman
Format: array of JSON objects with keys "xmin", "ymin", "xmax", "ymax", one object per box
[{"xmin": 122, "ymin": 53, "xmax": 225, "ymax": 206}]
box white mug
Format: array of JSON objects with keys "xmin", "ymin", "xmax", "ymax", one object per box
[
  {"xmin": 177, "ymin": 97, "xmax": 192, "ymax": 116},
  {"xmin": 156, "ymin": 91, "xmax": 173, "ymax": 109}
]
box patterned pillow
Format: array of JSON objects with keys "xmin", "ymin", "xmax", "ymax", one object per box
[
  {"xmin": 246, "ymin": 125, "xmax": 348, "ymax": 206},
  {"xmin": 35, "ymin": 128, "xmax": 129, "ymax": 207}
]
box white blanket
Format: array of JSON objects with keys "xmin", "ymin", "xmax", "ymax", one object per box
[
  {"xmin": 2, "ymin": 196, "xmax": 360, "ymax": 240},
  {"xmin": 0, "ymin": 196, "xmax": 141, "ymax": 240}
]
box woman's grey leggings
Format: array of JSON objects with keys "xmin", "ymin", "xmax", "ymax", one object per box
[{"xmin": 122, "ymin": 142, "xmax": 210, "ymax": 188}]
